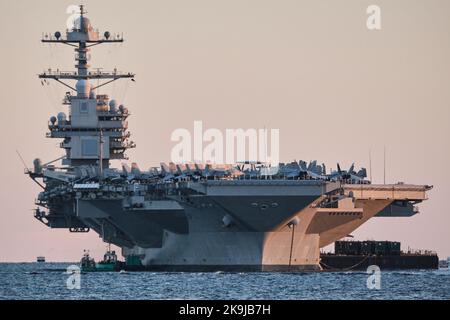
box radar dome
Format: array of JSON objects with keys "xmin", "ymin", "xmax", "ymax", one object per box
[
  {"xmin": 109, "ymin": 99, "xmax": 117, "ymax": 112},
  {"xmin": 57, "ymin": 112, "xmax": 67, "ymax": 123},
  {"xmin": 74, "ymin": 16, "xmax": 93, "ymax": 33},
  {"xmin": 119, "ymin": 105, "xmax": 128, "ymax": 114},
  {"xmin": 54, "ymin": 31, "xmax": 61, "ymax": 40},
  {"xmin": 76, "ymin": 80, "xmax": 91, "ymax": 98},
  {"xmin": 50, "ymin": 116, "xmax": 57, "ymax": 124}
]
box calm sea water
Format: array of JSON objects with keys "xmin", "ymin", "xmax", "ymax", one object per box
[{"xmin": 0, "ymin": 263, "xmax": 449, "ymax": 300}]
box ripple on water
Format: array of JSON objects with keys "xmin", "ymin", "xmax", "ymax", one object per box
[{"xmin": 0, "ymin": 263, "xmax": 449, "ymax": 300}]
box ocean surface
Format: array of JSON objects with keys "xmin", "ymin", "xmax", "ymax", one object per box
[{"xmin": 0, "ymin": 263, "xmax": 449, "ymax": 300}]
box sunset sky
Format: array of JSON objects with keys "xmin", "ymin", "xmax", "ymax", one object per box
[{"xmin": 1, "ymin": 0, "xmax": 449, "ymax": 261}]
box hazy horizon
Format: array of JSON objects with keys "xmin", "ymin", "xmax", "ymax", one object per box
[{"xmin": 1, "ymin": 0, "xmax": 449, "ymax": 262}]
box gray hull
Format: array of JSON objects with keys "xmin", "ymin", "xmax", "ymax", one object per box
[
  {"xmin": 76, "ymin": 181, "xmax": 332, "ymax": 271},
  {"xmin": 37, "ymin": 180, "xmax": 430, "ymax": 271},
  {"xmin": 124, "ymin": 194, "xmax": 320, "ymax": 271}
]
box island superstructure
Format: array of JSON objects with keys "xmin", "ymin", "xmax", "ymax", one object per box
[{"xmin": 28, "ymin": 6, "xmax": 432, "ymax": 271}]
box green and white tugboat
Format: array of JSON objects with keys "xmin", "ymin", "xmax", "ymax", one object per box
[
  {"xmin": 80, "ymin": 246, "xmax": 123, "ymax": 272},
  {"xmin": 80, "ymin": 250, "xmax": 96, "ymax": 272},
  {"xmin": 96, "ymin": 247, "xmax": 121, "ymax": 271}
]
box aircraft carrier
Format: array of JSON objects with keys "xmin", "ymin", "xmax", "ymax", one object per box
[{"xmin": 28, "ymin": 6, "xmax": 432, "ymax": 271}]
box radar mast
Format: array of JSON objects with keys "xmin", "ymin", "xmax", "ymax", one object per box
[{"xmin": 40, "ymin": 5, "xmax": 135, "ymax": 169}]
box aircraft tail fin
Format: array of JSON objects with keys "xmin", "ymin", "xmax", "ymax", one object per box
[
  {"xmin": 122, "ymin": 163, "xmax": 131, "ymax": 174},
  {"xmin": 160, "ymin": 162, "xmax": 169, "ymax": 174},
  {"xmin": 348, "ymin": 163, "xmax": 355, "ymax": 173},
  {"xmin": 131, "ymin": 162, "xmax": 141, "ymax": 174},
  {"xmin": 357, "ymin": 168, "xmax": 367, "ymax": 178}
]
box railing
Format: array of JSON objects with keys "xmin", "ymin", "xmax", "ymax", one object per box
[
  {"xmin": 404, "ymin": 249, "xmax": 437, "ymax": 256},
  {"xmin": 39, "ymin": 69, "xmax": 134, "ymax": 79},
  {"xmin": 41, "ymin": 30, "xmax": 123, "ymax": 42},
  {"xmin": 97, "ymin": 120, "xmax": 128, "ymax": 129},
  {"xmin": 97, "ymin": 111, "xmax": 130, "ymax": 119},
  {"xmin": 110, "ymin": 141, "xmax": 136, "ymax": 149},
  {"xmin": 60, "ymin": 142, "xmax": 70, "ymax": 148},
  {"xmin": 48, "ymin": 120, "xmax": 71, "ymax": 127}
]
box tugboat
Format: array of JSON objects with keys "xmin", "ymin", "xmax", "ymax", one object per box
[
  {"xmin": 80, "ymin": 246, "xmax": 124, "ymax": 272},
  {"xmin": 96, "ymin": 249, "xmax": 120, "ymax": 271},
  {"xmin": 80, "ymin": 250, "xmax": 96, "ymax": 272},
  {"xmin": 439, "ymin": 259, "xmax": 449, "ymax": 269}
]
